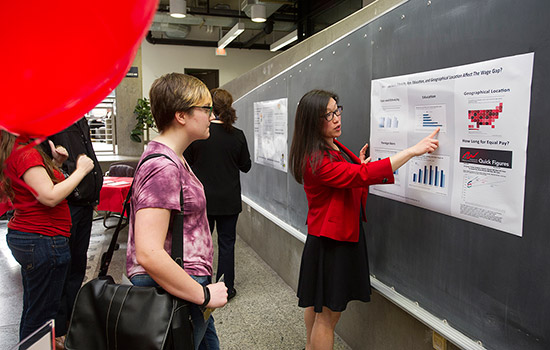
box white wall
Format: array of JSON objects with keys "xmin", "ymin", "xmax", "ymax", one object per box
[{"xmin": 141, "ymin": 41, "xmax": 278, "ymax": 97}]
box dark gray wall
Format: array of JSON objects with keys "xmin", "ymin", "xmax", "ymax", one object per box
[
  {"xmin": 237, "ymin": 201, "xmax": 461, "ymax": 350},
  {"xmin": 234, "ymin": 1, "xmax": 550, "ymax": 349}
]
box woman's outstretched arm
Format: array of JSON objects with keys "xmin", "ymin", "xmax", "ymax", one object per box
[{"xmin": 389, "ymin": 128, "xmax": 440, "ymax": 171}]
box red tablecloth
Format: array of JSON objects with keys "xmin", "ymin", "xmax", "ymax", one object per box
[{"xmin": 97, "ymin": 177, "xmax": 133, "ymax": 214}]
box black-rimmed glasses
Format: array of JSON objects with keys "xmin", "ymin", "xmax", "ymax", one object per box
[
  {"xmin": 323, "ymin": 106, "xmax": 343, "ymax": 121},
  {"xmin": 191, "ymin": 105, "xmax": 213, "ymax": 117}
]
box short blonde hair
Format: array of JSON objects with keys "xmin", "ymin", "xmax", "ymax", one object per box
[{"xmin": 149, "ymin": 73, "xmax": 211, "ymax": 132}]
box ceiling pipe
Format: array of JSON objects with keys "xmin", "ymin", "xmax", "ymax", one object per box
[
  {"xmin": 157, "ymin": 7, "xmax": 296, "ymax": 22},
  {"xmin": 243, "ymin": 20, "xmax": 275, "ymax": 48},
  {"xmin": 146, "ymin": 31, "xmax": 271, "ymax": 50},
  {"xmin": 153, "ymin": 11, "xmax": 296, "ymax": 31},
  {"xmin": 243, "ymin": 31, "xmax": 267, "ymax": 48}
]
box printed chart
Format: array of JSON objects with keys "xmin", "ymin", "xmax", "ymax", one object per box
[
  {"xmin": 462, "ymin": 173, "xmax": 506, "ymax": 207},
  {"xmin": 467, "ymin": 99, "xmax": 503, "ymax": 132},
  {"xmin": 408, "ymin": 154, "xmax": 450, "ymax": 195},
  {"xmin": 415, "ymin": 104, "xmax": 447, "ymax": 133},
  {"xmin": 459, "ymin": 172, "xmax": 508, "ymax": 225},
  {"xmin": 374, "ymin": 149, "xmax": 401, "ymax": 184},
  {"xmin": 378, "ymin": 115, "xmax": 400, "ymax": 129}
]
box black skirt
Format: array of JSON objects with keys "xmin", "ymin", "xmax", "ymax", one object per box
[{"xmin": 297, "ymin": 221, "xmax": 372, "ymax": 313}]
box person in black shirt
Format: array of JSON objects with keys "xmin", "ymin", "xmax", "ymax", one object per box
[
  {"xmin": 43, "ymin": 117, "xmax": 103, "ymax": 340},
  {"xmin": 184, "ymin": 89, "xmax": 251, "ymax": 301}
]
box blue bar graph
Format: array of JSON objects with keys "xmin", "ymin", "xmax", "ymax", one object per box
[
  {"xmin": 423, "ymin": 166, "xmax": 427, "ymax": 184},
  {"xmin": 379, "ymin": 116, "xmax": 400, "ymax": 129},
  {"xmin": 412, "ymin": 165, "xmax": 446, "ymax": 188},
  {"xmin": 422, "ymin": 113, "xmax": 443, "ymax": 128}
]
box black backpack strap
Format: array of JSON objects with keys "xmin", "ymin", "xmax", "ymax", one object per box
[
  {"xmin": 98, "ymin": 153, "xmax": 178, "ymax": 277},
  {"xmin": 169, "ymin": 181, "xmax": 191, "ymax": 350},
  {"xmin": 171, "ymin": 189, "xmax": 185, "ymax": 267}
]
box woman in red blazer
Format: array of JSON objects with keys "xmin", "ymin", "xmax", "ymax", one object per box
[{"xmin": 289, "ymin": 90, "xmax": 439, "ymax": 350}]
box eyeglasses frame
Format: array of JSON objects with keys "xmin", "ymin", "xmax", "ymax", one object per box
[
  {"xmin": 323, "ymin": 105, "xmax": 343, "ymax": 122},
  {"xmin": 190, "ymin": 105, "xmax": 213, "ymax": 117}
]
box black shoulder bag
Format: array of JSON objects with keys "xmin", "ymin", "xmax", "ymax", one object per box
[{"xmin": 65, "ymin": 153, "xmax": 194, "ymax": 350}]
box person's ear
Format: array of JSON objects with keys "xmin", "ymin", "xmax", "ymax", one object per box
[{"xmin": 175, "ymin": 111, "xmax": 187, "ymax": 125}]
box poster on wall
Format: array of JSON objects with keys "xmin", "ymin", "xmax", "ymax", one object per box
[
  {"xmin": 370, "ymin": 52, "xmax": 534, "ymax": 237},
  {"xmin": 253, "ymin": 98, "xmax": 288, "ymax": 172}
]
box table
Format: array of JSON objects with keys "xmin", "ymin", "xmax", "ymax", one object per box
[{"xmin": 97, "ymin": 177, "xmax": 133, "ymax": 228}]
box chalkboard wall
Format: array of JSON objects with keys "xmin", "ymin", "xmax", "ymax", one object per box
[{"xmin": 233, "ymin": 1, "xmax": 550, "ymax": 349}]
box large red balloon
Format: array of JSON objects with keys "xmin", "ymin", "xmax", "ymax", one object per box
[{"xmin": 0, "ymin": 0, "xmax": 158, "ymax": 138}]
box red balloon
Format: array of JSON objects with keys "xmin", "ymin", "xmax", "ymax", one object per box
[{"xmin": 0, "ymin": 0, "xmax": 158, "ymax": 138}]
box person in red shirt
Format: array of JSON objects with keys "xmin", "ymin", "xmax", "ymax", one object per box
[
  {"xmin": 0, "ymin": 130, "xmax": 93, "ymax": 343},
  {"xmin": 289, "ymin": 90, "xmax": 439, "ymax": 350}
]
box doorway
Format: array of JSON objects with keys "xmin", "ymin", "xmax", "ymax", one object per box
[{"xmin": 185, "ymin": 68, "xmax": 219, "ymax": 90}]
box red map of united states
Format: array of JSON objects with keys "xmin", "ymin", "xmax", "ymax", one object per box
[{"xmin": 468, "ymin": 103, "xmax": 503, "ymax": 130}]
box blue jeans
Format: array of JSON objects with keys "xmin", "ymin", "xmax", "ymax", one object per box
[
  {"xmin": 6, "ymin": 229, "xmax": 71, "ymax": 340},
  {"xmin": 130, "ymin": 274, "xmax": 220, "ymax": 350}
]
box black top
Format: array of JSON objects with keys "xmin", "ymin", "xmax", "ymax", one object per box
[
  {"xmin": 184, "ymin": 123, "xmax": 251, "ymax": 215},
  {"xmin": 44, "ymin": 117, "xmax": 104, "ymax": 206}
]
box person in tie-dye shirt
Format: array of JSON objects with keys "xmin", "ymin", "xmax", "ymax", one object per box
[{"xmin": 126, "ymin": 73, "xmax": 227, "ymax": 350}]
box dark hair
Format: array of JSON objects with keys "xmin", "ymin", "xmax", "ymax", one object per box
[
  {"xmin": 211, "ymin": 88, "xmax": 237, "ymax": 132},
  {"xmin": 1, "ymin": 131, "xmax": 61, "ymax": 203},
  {"xmin": 289, "ymin": 89, "xmax": 339, "ymax": 184},
  {"xmin": 149, "ymin": 73, "xmax": 211, "ymax": 132}
]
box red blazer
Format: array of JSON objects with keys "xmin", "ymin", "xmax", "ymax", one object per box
[{"xmin": 303, "ymin": 139, "xmax": 394, "ymax": 242}]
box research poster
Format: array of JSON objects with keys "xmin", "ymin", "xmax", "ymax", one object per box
[
  {"xmin": 253, "ymin": 98, "xmax": 288, "ymax": 172},
  {"xmin": 370, "ymin": 53, "xmax": 534, "ymax": 236}
]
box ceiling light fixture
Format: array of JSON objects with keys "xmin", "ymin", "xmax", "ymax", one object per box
[
  {"xmin": 270, "ymin": 30, "xmax": 298, "ymax": 52},
  {"xmin": 218, "ymin": 22, "xmax": 246, "ymax": 49},
  {"xmin": 250, "ymin": 4, "xmax": 267, "ymax": 23},
  {"xmin": 170, "ymin": 0, "xmax": 187, "ymax": 18}
]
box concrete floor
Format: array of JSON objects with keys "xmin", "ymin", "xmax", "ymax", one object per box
[{"xmin": 0, "ymin": 216, "xmax": 350, "ymax": 350}]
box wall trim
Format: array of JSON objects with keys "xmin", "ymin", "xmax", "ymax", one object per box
[{"xmin": 242, "ymin": 195, "xmax": 306, "ymax": 243}]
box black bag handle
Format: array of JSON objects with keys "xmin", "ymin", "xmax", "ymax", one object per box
[
  {"xmin": 99, "ymin": 153, "xmax": 184, "ymax": 277},
  {"xmin": 171, "ymin": 189, "xmax": 185, "ymax": 268}
]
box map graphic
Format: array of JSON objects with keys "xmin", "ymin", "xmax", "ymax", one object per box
[{"xmin": 468, "ymin": 103, "xmax": 503, "ymax": 130}]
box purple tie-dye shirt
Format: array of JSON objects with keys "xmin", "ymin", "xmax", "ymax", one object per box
[{"xmin": 126, "ymin": 141, "xmax": 213, "ymax": 278}]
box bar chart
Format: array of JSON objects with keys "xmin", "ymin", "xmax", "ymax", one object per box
[
  {"xmin": 412, "ymin": 164, "xmax": 445, "ymax": 187},
  {"xmin": 421, "ymin": 113, "xmax": 442, "ymax": 128},
  {"xmin": 378, "ymin": 115, "xmax": 400, "ymax": 129},
  {"xmin": 415, "ymin": 104, "xmax": 447, "ymax": 133},
  {"xmin": 408, "ymin": 154, "xmax": 450, "ymax": 195},
  {"xmin": 372, "ymin": 149, "xmax": 402, "ymax": 186}
]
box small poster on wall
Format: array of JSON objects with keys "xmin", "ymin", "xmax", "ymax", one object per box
[{"xmin": 253, "ymin": 98, "xmax": 288, "ymax": 172}]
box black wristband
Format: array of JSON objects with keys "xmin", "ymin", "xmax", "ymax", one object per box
[{"xmin": 200, "ymin": 285, "xmax": 211, "ymax": 308}]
